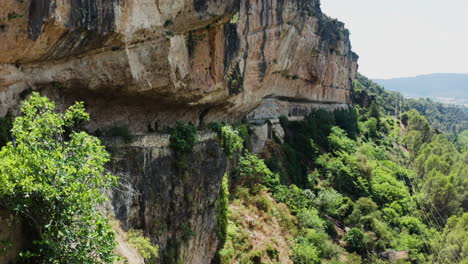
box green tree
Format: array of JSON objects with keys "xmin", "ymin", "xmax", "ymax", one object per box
[
  {"xmin": 314, "ymin": 188, "xmax": 344, "ymax": 217},
  {"xmin": 238, "ymin": 153, "xmax": 280, "ymax": 194},
  {"xmin": 369, "ymin": 101, "xmax": 381, "ymax": 122},
  {"xmin": 328, "ymin": 126, "xmax": 356, "ymax": 154},
  {"xmin": 344, "ymin": 228, "xmax": 365, "ymax": 253},
  {"xmin": 433, "ymin": 213, "xmax": 468, "ymax": 263},
  {"xmin": 0, "ymin": 93, "xmax": 119, "ymax": 263}
]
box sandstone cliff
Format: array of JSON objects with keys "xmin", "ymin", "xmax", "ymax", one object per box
[
  {"xmin": 0, "ymin": 0, "xmax": 358, "ymax": 263},
  {"xmin": 0, "ymin": 0, "xmax": 357, "ymax": 131}
]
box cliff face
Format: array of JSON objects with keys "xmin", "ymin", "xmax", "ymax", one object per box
[
  {"xmin": 0, "ymin": 0, "xmax": 357, "ymax": 131},
  {"xmin": 106, "ymin": 133, "xmax": 226, "ymax": 263},
  {"xmin": 0, "ymin": 0, "xmax": 357, "ymax": 263}
]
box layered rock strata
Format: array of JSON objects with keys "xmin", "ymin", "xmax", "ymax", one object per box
[
  {"xmin": 0, "ymin": 0, "xmax": 357, "ymax": 131},
  {"xmin": 0, "ymin": 0, "xmax": 358, "ymax": 262}
]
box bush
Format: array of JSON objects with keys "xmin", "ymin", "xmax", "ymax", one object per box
[
  {"xmin": 253, "ymin": 193, "xmax": 273, "ymax": 212},
  {"xmin": 328, "ymin": 126, "xmax": 356, "ymax": 154},
  {"xmin": 363, "ymin": 118, "xmax": 379, "ymax": 139},
  {"xmin": 346, "ymin": 253, "xmax": 363, "ymax": 264},
  {"xmin": 266, "ymin": 243, "xmax": 279, "ymax": 260},
  {"xmin": 270, "ymin": 203, "xmax": 297, "ymax": 231},
  {"xmin": 297, "ymin": 209, "xmax": 326, "ymax": 231},
  {"xmin": 220, "ymin": 125, "xmax": 243, "ymax": 157},
  {"xmin": 273, "ymin": 185, "xmax": 311, "ymax": 213},
  {"xmin": 238, "ymin": 153, "xmax": 280, "ymax": 193},
  {"xmin": 314, "ymin": 188, "xmax": 344, "ymax": 217},
  {"xmin": 291, "ymin": 242, "xmax": 321, "ymax": 264},
  {"xmin": 127, "ymin": 229, "xmax": 159, "ymax": 261},
  {"xmin": 217, "ymin": 174, "xmax": 229, "ymax": 244},
  {"xmin": 170, "ymin": 122, "xmax": 198, "ymax": 154},
  {"xmin": 369, "ymin": 101, "xmax": 381, "ymax": 122},
  {"xmin": 316, "ymin": 152, "xmax": 370, "ymax": 197},
  {"xmin": 344, "ymin": 228, "xmax": 365, "ymax": 253},
  {"xmin": 399, "ymin": 216, "xmax": 424, "ymax": 234}
]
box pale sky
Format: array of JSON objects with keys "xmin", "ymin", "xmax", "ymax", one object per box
[{"xmin": 321, "ymin": 0, "xmax": 468, "ymax": 79}]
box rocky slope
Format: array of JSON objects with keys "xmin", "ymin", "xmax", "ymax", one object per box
[{"xmin": 0, "ymin": 0, "xmax": 358, "ymax": 263}]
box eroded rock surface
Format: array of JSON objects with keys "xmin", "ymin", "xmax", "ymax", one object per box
[
  {"xmin": 106, "ymin": 133, "xmax": 226, "ymax": 264},
  {"xmin": 0, "ymin": 0, "xmax": 357, "ymax": 130}
]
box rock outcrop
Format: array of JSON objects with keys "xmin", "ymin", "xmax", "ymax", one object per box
[
  {"xmin": 106, "ymin": 133, "xmax": 227, "ymax": 263},
  {"xmin": 0, "ymin": 0, "xmax": 357, "ymax": 131},
  {"xmin": 0, "ymin": 0, "xmax": 358, "ymax": 263}
]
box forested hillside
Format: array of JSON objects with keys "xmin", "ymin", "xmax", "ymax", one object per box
[
  {"xmin": 354, "ymin": 74, "xmax": 468, "ymax": 139},
  {"xmin": 213, "ymin": 82, "xmax": 467, "ymax": 263}
]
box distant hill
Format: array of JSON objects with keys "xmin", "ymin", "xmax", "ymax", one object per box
[{"xmin": 373, "ymin": 73, "xmax": 468, "ymax": 100}]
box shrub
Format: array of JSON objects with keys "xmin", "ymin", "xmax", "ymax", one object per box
[
  {"xmin": 363, "ymin": 118, "xmax": 379, "ymax": 139},
  {"xmin": 291, "ymin": 242, "xmax": 321, "ymax": 264},
  {"xmin": 238, "ymin": 153, "xmax": 280, "ymax": 193},
  {"xmin": 127, "ymin": 229, "xmax": 159, "ymax": 261},
  {"xmin": 220, "ymin": 125, "xmax": 243, "ymax": 157},
  {"xmin": 346, "ymin": 253, "xmax": 363, "ymax": 264},
  {"xmin": 399, "ymin": 216, "xmax": 424, "ymax": 234},
  {"xmin": 248, "ymin": 249, "xmax": 262, "ymax": 263},
  {"xmin": 253, "ymin": 193, "xmax": 273, "ymax": 212},
  {"xmin": 328, "ymin": 126, "xmax": 356, "ymax": 154},
  {"xmin": 344, "ymin": 228, "xmax": 365, "ymax": 253},
  {"xmin": 273, "ymin": 185, "xmax": 311, "ymax": 213},
  {"xmin": 314, "ymin": 188, "xmax": 344, "ymax": 217},
  {"xmin": 266, "ymin": 243, "xmax": 279, "ymax": 260},
  {"xmin": 316, "ymin": 152, "xmax": 370, "ymax": 197},
  {"xmin": 217, "ymin": 174, "xmax": 229, "ymax": 244},
  {"xmin": 369, "ymin": 101, "xmax": 381, "ymax": 122},
  {"xmin": 297, "ymin": 209, "xmax": 326, "ymax": 231},
  {"xmin": 371, "ymin": 169, "xmax": 408, "ymax": 206},
  {"xmin": 170, "ymin": 122, "xmax": 198, "ymax": 154},
  {"xmin": 270, "ymin": 203, "xmax": 296, "ymax": 231}
]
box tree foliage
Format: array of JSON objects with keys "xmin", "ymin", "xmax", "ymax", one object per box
[
  {"xmin": 220, "ymin": 125, "xmax": 244, "ymax": 157},
  {"xmin": 169, "ymin": 121, "xmax": 198, "ymax": 154},
  {"xmin": 0, "ymin": 93, "xmax": 118, "ymax": 263}
]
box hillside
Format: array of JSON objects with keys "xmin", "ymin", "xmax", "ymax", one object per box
[
  {"xmin": 373, "ymin": 73, "xmax": 468, "ymax": 104},
  {"xmin": 355, "ymin": 74, "xmax": 468, "ymax": 137}
]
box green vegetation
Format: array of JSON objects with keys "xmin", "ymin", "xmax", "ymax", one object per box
[
  {"xmin": 0, "ymin": 114, "xmax": 12, "ymax": 148},
  {"xmin": 355, "ymin": 73, "xmax": 468, "ymax": 138},
  {"xmin": 0, "ymin": 93, "xmax": 119, "ymax": 263},
  {"xmin": 217, "ymin": 174, "xmax": 229, "ymax": 245},
  {"xmin": 220, "ymin": 125, "xmax": 244, "ymax": 157},
  {"xmin": 169, "ymin": 121, "xmax": 198, "ymax": 155},
  {"xmin": 127, "ymin": 229, "xmax": 159, "ymax": 261},
  {"xmin": 344, "ymin": 228, "xmax": 365, "ymax": 253},
  {"xmin": 220, "ymin": 75, "xmax": 467, "ymax": 263}
]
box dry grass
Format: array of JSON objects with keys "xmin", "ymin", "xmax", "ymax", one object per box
[{"xmin": 223, "ymin": 190, "xmax": 296, "ymax": 264}]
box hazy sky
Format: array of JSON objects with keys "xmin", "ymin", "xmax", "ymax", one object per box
[{"xmin": 321, "ymin": 0, "xmax": 468, "ymax": 79}]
